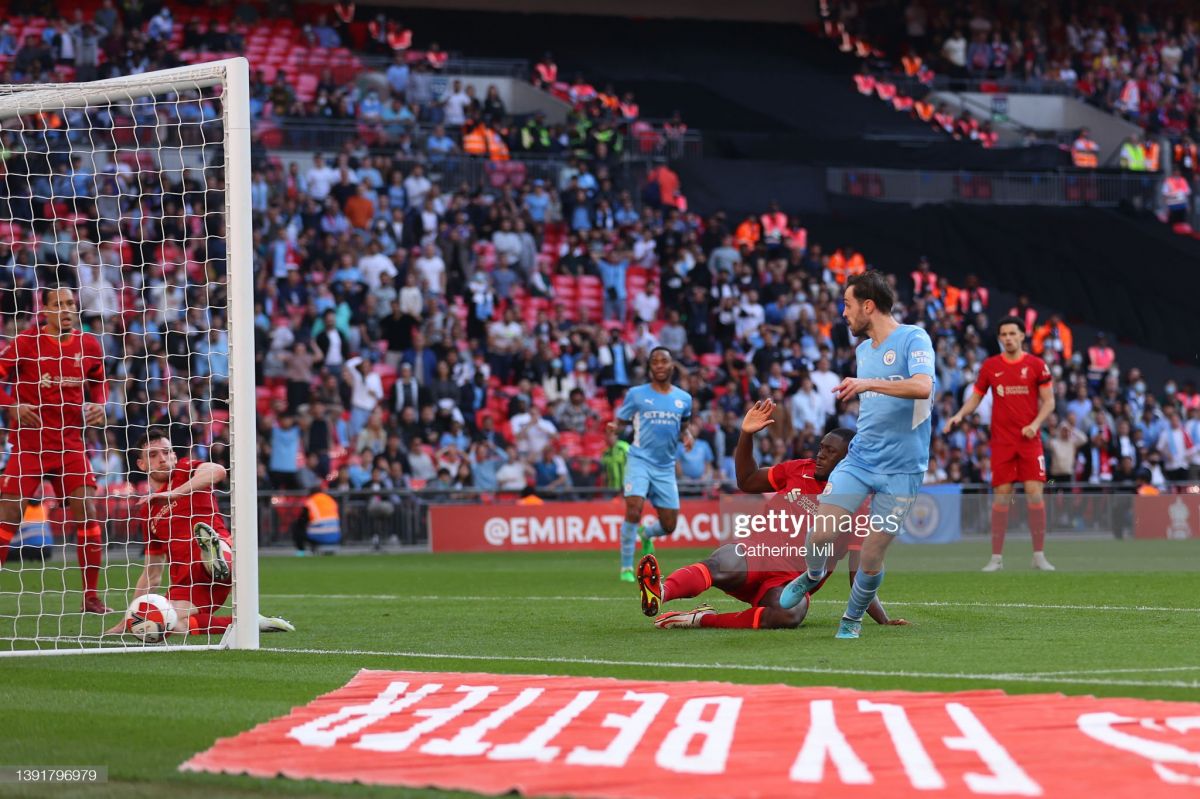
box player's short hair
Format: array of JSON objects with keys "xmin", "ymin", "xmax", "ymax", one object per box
[
  {"xmin": 845, "ymin": 270, "xmax": 894, "ymax": 313},
  {"xmin": 996, "ymin": 315, "xmax": 1025, "ymax": 335},
  {"xmin": 827, "ymin": 428, "xmax": 855, "ymax": 446},
  {"xmin": 135, "ymin": 426, "xmax": 172, "ymax": 454},
  {"xmin": 648, "ymin": 346, "xmax": 673, "ymax": 360},
  {"xmin": 40, "ymin": 285, "xmax": 75, "ymax": 305}
]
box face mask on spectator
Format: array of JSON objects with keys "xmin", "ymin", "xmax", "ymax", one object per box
[{"xmin": 1135, "ymin": 382, "xmax": 1146, "ymax": 394}]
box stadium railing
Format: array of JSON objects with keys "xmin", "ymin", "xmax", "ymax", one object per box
[
  {"xmin": 358, "ymin": 54, "xmax": 531, "ymax": 79},
  {"xmin": 247, "ymin": 481, "xmax": 1188, "ymax": 549},
  {"xmin": 826, "ymin": 167, "xmax": 1162, "ymax": 208}
]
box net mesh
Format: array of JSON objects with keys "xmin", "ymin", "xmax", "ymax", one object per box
[{"xmin": 0, "ymin": 67, "xmax": 240, "ymax": 652}]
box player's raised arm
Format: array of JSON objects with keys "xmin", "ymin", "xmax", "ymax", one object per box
[
  {"xmin": 140, "ymin": 461, "xmax": 228, "ymax": 505},
  {"xmin": 736, "ymin": 399, "xmax": 776, "ymax": 493}
]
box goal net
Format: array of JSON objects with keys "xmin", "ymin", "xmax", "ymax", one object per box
[{"xmin": 0, "ymin": 59, "xmax": 257, "ymax": 655}]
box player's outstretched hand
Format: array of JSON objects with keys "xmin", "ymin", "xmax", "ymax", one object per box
[
  {"xmin": 1020, "ymin": 424, "xmax": 1038, "ymax": 439},
  {"xmin": 14, "ymin": 404, "xmax": 39, "ymax": 428},
  {"xmin": 104, "ymin": 618, "xmax": 129, "ymax": 635},
  {"xmin": 605, "ymin": 421, "xmax": 619, "ymax": 435},
  {"xmin": 741, "ymin": 399, "xmax": 776, "ymax": 434},
  {"xmin": 942, "ymin": 414, "xmax": 962, "ymax": 435},
  {"xmin": 137, "ymin": 490, "xmax": 174, "ymax": 508},
  {"xmin": 833, "ymin": 377, "xmax": 868, "ymax": 401},
  {"xmin": 83, "ymin": 403, "xmax": 106, "ymax": 426},
  {"xmin": 884, "ymin": 618, "xmax": 910, "ymax": 626}
]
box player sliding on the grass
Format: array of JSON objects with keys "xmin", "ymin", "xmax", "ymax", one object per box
[
  {"xmin": 609, "ymin": 346, "xmax": 693, "ymax": 583},
  {"xmin": 637, "ymin": 400, "xmax": 907, "ymax": 629},
  {"xmin": 106, "ymin": 427, "xmax": 293, "ymax": 637},
  {"xmin": 777, "ymin": 271, "xmax": 934, "ymax": 640}
]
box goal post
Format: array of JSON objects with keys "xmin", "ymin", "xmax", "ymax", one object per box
[{"xmin": 0, "ymin": 58, "xmax": 258, "ymax": 655}]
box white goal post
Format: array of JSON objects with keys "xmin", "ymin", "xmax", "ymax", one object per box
[{"xmin": 0, "ymin": 58, "xmax": 258, "ymax": 654}]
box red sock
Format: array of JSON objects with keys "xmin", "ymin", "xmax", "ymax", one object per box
[
  {"xmin": 77, "ymin": 523, "xmax": 104, "ymax": 598},
  {"xmin": 700, "ymin": 607, "xmax": 763, "ymax": 629},
  {"xmin": 1028, "ymin": 503, "xmax": 1046, "ymax": 553},
  {"xmin": 0, "ymin": 523, "xmax": 14, "ymax": 567},
  {"xmin": 188, "ymin": 613, "xmax": 233, "ymax": 635},
  {"xmin": 991, "ymin": 505, "xmax": 1009, "ymax": 556},
  {"xmin": 662, "ymin": 563, "xmax": 711, "ymax": 603}
]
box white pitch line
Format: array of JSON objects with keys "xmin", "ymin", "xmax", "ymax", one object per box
[
  {"xmin": 256, "ymin": 647, "xmax": 1200, "ymax": 689},
  {"xmin": 1020, "ymin": 665, "xmax": 1200, "ymax": 677},
  {"xmin": 260, "ymin": 593, "xmax": 1200, "ymax": 614}
]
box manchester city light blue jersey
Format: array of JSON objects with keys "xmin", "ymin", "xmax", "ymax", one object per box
[
  {"xmin": 845, "ymin": 324, "xmax": 935, "ymax": 474},
  {"xmin": 616, "ymin": 384, "xmax": 693, "ymax": 468}
]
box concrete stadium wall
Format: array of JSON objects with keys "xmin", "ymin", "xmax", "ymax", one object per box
[
  {"xmin": 373, "ymin": 0, "xmax": 818, "ymax": 23},
  {"xmin": 934, "ymin": 92, "xmax": 1141, "ymax": 166}
]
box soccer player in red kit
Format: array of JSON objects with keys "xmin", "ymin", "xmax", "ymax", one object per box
[
  {"xmin": 0, "ymin": 287, "xmax": 111, "ymax": 613},
  {"xmin": 636, "ymin": 400, "xmax": 906, "ymax": 629},
  {"xmin": 107, "ymin": 428, "xmax": 293, "ymax": 636},
  {"xmin": 944, "ymin": 316, "xmax": 1056, "ymax": 571}
]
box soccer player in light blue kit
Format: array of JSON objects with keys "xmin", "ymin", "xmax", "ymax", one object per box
[
  {"xmin": 608, "ymin": 347, "xmax": 693, "ymax": 582},
  {"xmin": 779, "ymin": 271, "xmax": 934, "ymax": 639}
]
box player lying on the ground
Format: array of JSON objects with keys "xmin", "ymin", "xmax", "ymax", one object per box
[
  {"xmin": 106, "ymin": 428, "xmax": 293, "ymax": 637},
  {"xmin": 0, "ymin": 287, "xmax": 111, "ymax": 613},
  {"xmin": 636, "ymin": 400, "xmax": 907, "ymax": 629}
]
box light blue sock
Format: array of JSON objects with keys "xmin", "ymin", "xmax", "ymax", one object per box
[
  {"xmin": 620, "ymin": 521, "xmax": 638, "ymax": 569},
  {"xmin": 804, "ymin": 531, "xmax": 829, "ymax": 582},
  {"xmin": 642, "ymin": 520, "xmax": 670, "ymax": 539},
  {"xmin": 844, "ymin": 570, "xmax": 884, "ymax": 622}
]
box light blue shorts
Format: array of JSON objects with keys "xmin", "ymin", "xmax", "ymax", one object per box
[
  {"xmin": 624, "ymin": 457, "xmax": 680, "ymax": 510},
  {"xmin": 822, "ymin": 460, "xmax": 924, "ymax": 535}
]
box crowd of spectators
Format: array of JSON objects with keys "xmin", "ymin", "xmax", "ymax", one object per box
[
  {"xmin": 0, "ymin": 0, "xmax": 1196, "ymax": 509},
  {"xmin": 832, "ymin": 0, "xmax": 1200, "ymax": 166}
]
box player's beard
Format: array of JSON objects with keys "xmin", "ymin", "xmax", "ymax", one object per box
[{"xmin": 850, "ymin": 317, "xmax": 870, "ymax": 338}]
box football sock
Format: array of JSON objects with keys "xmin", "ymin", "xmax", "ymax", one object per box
[
  {"xmin": 77, "ymin": 523, "xmax": 103, "ymax": 598},
  {"xmin": 990, "ymin": 504, "xmax": 1009, "ymax": 556},
  {"xmin": 0, "ymin": 523, "xmax": 14, "ymax": 567},
  {"xmin": 700, "ymin": 607, "xmax": 762, "ymax": 629},
  {"xmin": 619, "ymin": 521, "xmax": 638, "ymax": 570},
  {"xmin": 844, "ymin": 569, "xmax": 885, "ymax": 623},
  {"xmin": 804, "ymin": 531, "xmax": 829, "ymax": 582},
  {"xmin": 642, "ymin": 520, "xmax": 671, "ymax": 539},
  {"xmin": 662, "ymin": 563, "xmax": 711, "ymax": 603},
  {"xmin": 1028, "ymin": 502, "xmax": 1047, "ymax": 552},
  {"xmin": 188, "ymin": 613, "xmax": 233, "ymax": 635}
]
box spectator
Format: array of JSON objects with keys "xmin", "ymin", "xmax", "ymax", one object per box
[
  {"xmin": 269, "ymin": 413, "xmax": 303, "ymax": 489},
  {"xmin": 344, "ymin": 356, "xmax": 384, "ymax": 439},
  {"xmin": 555, "ymin": 388, "xmax": 597, "ymax": 433},
  {"xmin": 513, "ymin": 405, "xmax": 557, "ymax": 459},
  {"xmin": 496, "ymin": 444, "xmax": 532, "ymax": 490},
  {"xmin": 677, "ymin": 421, "xmax": 714, "ymax": 482}
]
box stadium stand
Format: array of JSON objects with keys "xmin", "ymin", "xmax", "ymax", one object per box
[{"xmin": 1, "ymin": 0, "xmax": 1199, "ymax": 549}]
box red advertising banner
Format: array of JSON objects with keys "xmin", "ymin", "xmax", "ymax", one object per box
[
  {"xmin": 429, "ymin": 499, "xmax": 725, "ymax": 553},
  {"xmin": 184, "ymin": 669, "xmax": 1200, "ymax": 798},
  {"xmin": 1134, "ymin": 494, "xmax": 1199, "ymax": 539}
]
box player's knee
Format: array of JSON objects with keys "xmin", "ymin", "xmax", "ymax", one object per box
[
  {"xmin": 761, "ymin": 604, "xmax": 808, "ymax": 629},
  {"xmin": 705, "ymin": 545, "xmax": 742, "ymax": 585}
]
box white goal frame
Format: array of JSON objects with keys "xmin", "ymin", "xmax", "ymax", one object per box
[{"xmin": 0, "ymin": 58, "xmax": 258, "ymax": 655}]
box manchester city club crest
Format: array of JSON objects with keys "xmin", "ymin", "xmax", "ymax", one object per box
[
  {"xmin": 674, "ymin": 399, "xmax": 685, "ymax": 408},
  {"xmin": 903, "ymin": 494, "xmax": 939, "ymax": 539},
  {"xmin": 883, "ymin": 349, "xmax": 896, "ymax": 366}
]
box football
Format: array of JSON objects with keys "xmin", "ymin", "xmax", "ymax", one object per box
[{"xmin": 125, "ymin": 594, "xmax": 178, "ymax": 644}]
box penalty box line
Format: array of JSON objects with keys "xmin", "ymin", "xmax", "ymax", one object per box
[
  {"xmin": 260, "ymin": 593, "xmax": 1200, "ymax": 614},
  {"xmin": 256, "ymin": 646, "xmax": 1200, "ymax": 689}
]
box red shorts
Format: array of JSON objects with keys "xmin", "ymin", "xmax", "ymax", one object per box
[
  {"xmin": 726, "ymin": 571, "xmax": 797, "ymax": 607},
  {"xmin": 991, "ymin": 444, "xmax": 1046, "ymax": 487},
  {"xmin": 1, "ymin": 448, "xmax": 96, "ymax": 499},
  {"xmin": 167, "ymin": 561, "xmax": 232, "ymax": 614}
]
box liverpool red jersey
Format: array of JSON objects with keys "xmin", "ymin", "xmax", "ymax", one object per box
[
  {"xmin": 144, "ymin": 458, "xmax": 230, "ymax": 583},
  {"xmin": 767, "ymin": 458, "xmax": 826, "ymax": 511},
  {"xmin": 0, "ymin": 326, "xmax": 106, "ymax": 450},
  {"xmin": 974, "ymin": 353, "xmax": 1051, "ymax": 448}
]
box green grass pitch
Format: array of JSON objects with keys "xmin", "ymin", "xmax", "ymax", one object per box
[{"xmin": 3, "ymin": 538, "xmax": 1199, "ymax": 798}]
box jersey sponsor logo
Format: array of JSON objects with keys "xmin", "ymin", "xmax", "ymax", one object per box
[
  {"xmin": 997, "ymin": 385, "xmax": 1030, "ymax": 396},
  {"xmin": 882, "ymin": 349, "xmax": 896, "ymax": 366}
]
